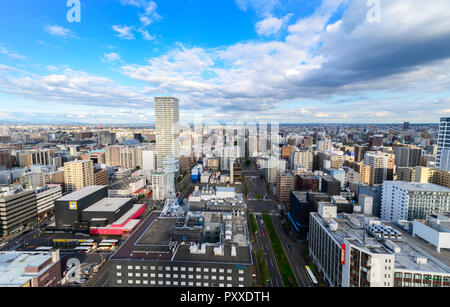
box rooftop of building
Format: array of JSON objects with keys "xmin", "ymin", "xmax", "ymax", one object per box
[
  {"xmin": 0, "ymin": 186, "xmax": 34, "ymax": 198},
  {"xmin": 173, "ymin": 243, "xmax": 251, "ymax": 265},
  {"xmin": 136, "ymin": 217, "xmax": 178, "ymax": 246},
  {"xmin": 311, "ymin": 212, "xmax": 450, "ymax": 273},
  {"xmin": 56, "ymin": 186, "xmax": 106, "ymax": 201},
  {"xmin": 112, "ymin": 211, "xmax": 252, "ymax": 265},
  {"xmin": 384, "ymin": 181, "xmax": 450, "ymax": 192},
  {"xmin": 64, "ymin": 160, "xmax": 92, "ymax": 164},
  {"xmin": 0, "ymin": 251, "xmax": 54, "ymax": 287},
  {"xmin": 109, "ymin": 176, "xmax": 143, "ymax": 191},
  {"xmin": 82, "ymin": 197, "xmax": 131, "ymax": 213},
  {"xmin": 415, "ymin": 214, "xmax": 450, "ymax": 233},
  {"xmin": 291, "ymin": 191, "xmax": 308, "ymax": 202}
]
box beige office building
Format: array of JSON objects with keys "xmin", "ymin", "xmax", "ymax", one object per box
[
  {"xmin": 63, "ymin": 160, "xmax": 94, "ymax": 193},
  {"xmin": 105, "ymin": 145, "xmax": 122, "ymax": 167},
  {"xmin": 415, "ymin": 167, "xmax": 450, "ymax": 188}
]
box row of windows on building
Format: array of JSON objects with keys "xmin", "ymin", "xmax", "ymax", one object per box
[
  {"xmin": 116, "ymin": 265, "xmax": 244, "ymax": 275},
  {"xmin": 117, "ymin": 272, "xmax": 245, "ymax": 282},
  {"xmin": 117, "ymin": 279, "xmax": 245, "ymax": 287},
  {"xmin": 393, "ymin": 272, "xmax": 450, "ymax": 287}
]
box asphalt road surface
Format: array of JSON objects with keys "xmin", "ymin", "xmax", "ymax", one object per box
[
  {"xmin": 253, "ymin": 213, "xmax": 284, "ymax": 287},
  {"xmin": 270, "ymin": 215, "xmax": 313, "ymax": 287}
]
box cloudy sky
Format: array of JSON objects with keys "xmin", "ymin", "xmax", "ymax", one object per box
[{"xmin": 0, "ymin": 0, "xmax": 449, "ymax": 124}]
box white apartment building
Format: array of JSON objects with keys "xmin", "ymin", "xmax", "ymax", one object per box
[
  {"xmin": 155, "ymin": 97, "xmax": 179, "ymax": 169},
  {"xmin": 317, "ymin": 140, "xmax": 332, "ymax": 152},
  {"xmin": 381, "ymin": 181, "xmax": 450, "ymax": 222},
  {"xmin": 142, "ymin": 150, "xmax": 156, "ymax": 172},
  {"xmin": 151, "ymin": 171, "xmax": 168, "ymax": 201}
]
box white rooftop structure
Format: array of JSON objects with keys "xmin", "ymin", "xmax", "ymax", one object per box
[
  {"xmin": 83, "ymin": 197, "xmax": 130, "ymax": 213},
  {"xmin": 413, "ymin": 214, "xmax": 450, "ymax": 253},
  {"xmin": 57, "ymin": 185, "xmax": 106, "ymax": 201},
  {"xmin": 0, "ymin": 251, "xmax": 58, "ymax": 287}
]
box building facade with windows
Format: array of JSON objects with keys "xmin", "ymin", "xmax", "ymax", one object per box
[
  {"xmin": 437, "ymin": 117, "xmax": 450, "ymax": 171},
  {"xmin": 309, "ymin": 205, "xmax": 450, "ymax": 287},
  {"xmin": 108, "ymin": 209, "xmax": 253, "ymax": 287},
  {"xmin": 155, "ymin": 97, "xmax": 179, "ymax": 169},
  {"xmin": 381, "ymin": 181, "xmax": 450, "ymax": 222}
]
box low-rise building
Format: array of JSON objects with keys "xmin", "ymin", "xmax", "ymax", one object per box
[{"xmin": 0, "ymin": 250, "xmax": 62, "ymax": 287}]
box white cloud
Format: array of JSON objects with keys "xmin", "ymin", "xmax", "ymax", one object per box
[
  {"xmin": 102, "ymin": 52, "xmax": 122, "ymax": 63},
  {"xmin": 140, "ymin": 30, "xmax": 155, "ymax": 41},
  {"xmin": 0, "ymin": 64, "xmax": 17, "ymax": 71},
  {"xmin": 2, "ymin": 0, "xmax": 449, "ymax": 123},
  {"xmin": 118, "ymin": 0, "xmax": 161, "ymax": 40},
  {"xmin": 112, "ymin": 25, "xmax": 135, "ymax": 39},
  {"xmin": 0, "ymin": 45, "xmax": 26, "ymax": 60},
  {"xmin": 234, "ymin": 0, "xmax": 279, "ymax": 16},
  {"xmin": 255, "ymin": 14, "xmax": 292, "ymax": 36},
  {"xmin": 45, "ymin": 25, "xmax": 77, "ymax": 39},
  {"xmin": 0, "ymin": 68, "xmax": 151, "ymax": 108},
  {"xmin": 116, "ymin": 0, "xmax": 450, "ymax": 117}
]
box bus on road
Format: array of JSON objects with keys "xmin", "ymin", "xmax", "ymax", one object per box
[{"xmin": 305, "ymin": 266, "xmax": 319, "ymax": 287}]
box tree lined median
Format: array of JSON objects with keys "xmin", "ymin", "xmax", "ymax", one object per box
[{"xmin": 262, "ymin": 214, "xmax": 298, "ymax": 287}]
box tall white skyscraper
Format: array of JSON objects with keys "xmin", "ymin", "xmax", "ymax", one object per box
[
  {"xmin": 437, "ymin": 117, "xmax": 450, "ymax": 171},
  {"xmin": 155, "ymin": 97, "xmax": 179, "ymax": 169}
]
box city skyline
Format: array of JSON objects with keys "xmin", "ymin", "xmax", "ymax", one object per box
[{"xmin": 0, "ymin": 0, "xmax": 449, "ymax": 124}]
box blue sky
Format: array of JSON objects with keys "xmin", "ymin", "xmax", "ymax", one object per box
[{"xmin": 0, "ymin": 0, "xmax": 449, "ymax": 124}]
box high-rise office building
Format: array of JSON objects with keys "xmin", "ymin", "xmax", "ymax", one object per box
[
  {"xmin": 354, "ymin": 145, "xmax": 370, "ymax": 162},
  {"xmin": 0, "ymin": 148, "xmax": 12, "ymax": 169},
  {"xmin": 437, "ymin": 117, "xmax": 450, "ymax": 171},
  {"xmin": 155, "ymin": 97, "xmax": 179, "ymax": 169},
  {"xmin": 98, "ymin": 131, "xmax": 117, "ymax": 146},
  {"xmin": 276, "ymin": 172, "xmax": 295, "ymax": 204},
  {"xmin": 393, "ymin": 146, "xmax": 422, "ymax": 168},
  {"xmin": 403, "ymin": 122, "xmax": 410, "ymax": 130},
  {"xmin": 63, "ymin": 160, "xmax": 94, "ymax": 193}
]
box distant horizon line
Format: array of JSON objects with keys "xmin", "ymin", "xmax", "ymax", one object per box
[{"xmin": 0, "ymin": 122, "xmax": 439, "ymax": 126}]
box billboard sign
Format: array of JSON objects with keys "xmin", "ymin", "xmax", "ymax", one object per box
[
  {"xmin": 341, "ymin": 244, "xmax": 346, "ymax": 265},
  {"xmin": 69, "ymin": 201, "xmax": 78, "ymax": 210}
]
